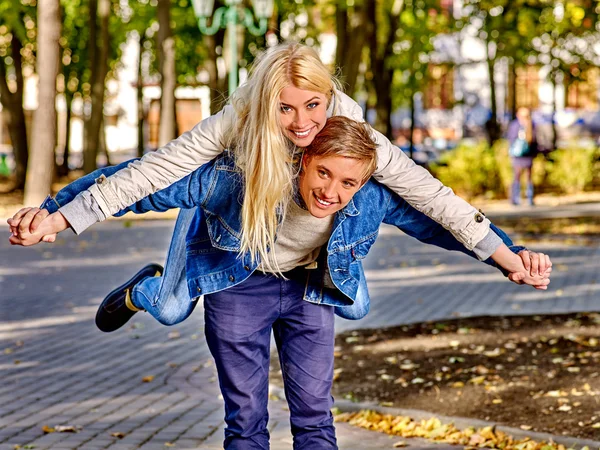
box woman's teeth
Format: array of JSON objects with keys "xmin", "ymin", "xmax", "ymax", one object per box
[{"xmin": 293, "ymin": 129, "xmax": 311, "ymax": 138}]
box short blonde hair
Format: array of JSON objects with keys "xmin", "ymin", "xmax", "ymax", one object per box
[
  {"xmin": 228, "ymin": 42, "xmax": 341, "ymax": 272},
  {"xmin": 305, "ymin": 116, "xmax": 377, "ymax": 182}
]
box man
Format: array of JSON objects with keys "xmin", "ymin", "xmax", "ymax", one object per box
[{"xmin": 8, "ymin": 117, "xmax": 551, "ymax": 450}]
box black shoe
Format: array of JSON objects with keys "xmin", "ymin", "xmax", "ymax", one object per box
[{"xmin": 95, "ymin": 263, "xmax": 164, "ymax": 332}]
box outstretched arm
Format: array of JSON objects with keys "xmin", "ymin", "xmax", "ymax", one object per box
[
  {"xmin": 8, "ymin": 158, "xmax": 209, "ymax": 246},
  {"xmin": 382, "ymin": 193, "xmax": 551, "ymax": 289}
]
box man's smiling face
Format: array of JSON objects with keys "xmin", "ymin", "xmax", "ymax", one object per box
[{"xmin": 298, "ymin": 154, "xmax": 368, "ymax": 219}]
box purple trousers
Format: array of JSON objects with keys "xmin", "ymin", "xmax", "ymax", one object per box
[{"xmin": 204, "ymin": 271, "xmax": 337, "ymax": 450}]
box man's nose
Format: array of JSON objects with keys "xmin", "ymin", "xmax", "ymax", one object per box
[{"xmin": 322, "ymin": 181, "xmax": 337, "ymax": 198}]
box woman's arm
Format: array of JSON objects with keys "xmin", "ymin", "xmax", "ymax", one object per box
[
  {"xmin": 67, "ymin": 103, "xmax": 236, "ymax": 233},
  {"xmin": 335, "ymin": 91, "xmax": 490, "ymax": 251}
]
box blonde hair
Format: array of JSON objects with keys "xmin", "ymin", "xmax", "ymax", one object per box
[
  {"xmin": 305, "ymin": 116, "xmax": 377, "ymax": 183},
  {"xmin": 517, "ymin": 107, "xmax": 533, "ymax": 143},
  {"xmin": 227, "ymin": 42, "xmax": 340, "ymax": 272}
]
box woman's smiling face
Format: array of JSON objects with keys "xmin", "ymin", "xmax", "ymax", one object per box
[{"xmin": 279, "ymin": 85, "xmax": 328, "ymax": 147}]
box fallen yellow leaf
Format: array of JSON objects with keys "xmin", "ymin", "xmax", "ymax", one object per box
[
  {"xmin": 42, "ymin": 425, "xmax": 55, "ymax": 434},
  {"xmin": 111, "ymin": 432, "xmax": 126, "ymax": 439},
  {"xmin": 469, "ymin": 376, "xmax": 486, "ymax": 385},
  {"xmin": 142, "ymin": 375, "xmax": 155, "ymax": 383}
]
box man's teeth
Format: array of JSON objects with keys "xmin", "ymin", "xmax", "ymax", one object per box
[
  {"xmin": 316, "ymin": 196, "xmax": 332, "ymax": 206},
  {"xmin": 293, "ymin": 129, "xmax": 311, "ymax": 137}
]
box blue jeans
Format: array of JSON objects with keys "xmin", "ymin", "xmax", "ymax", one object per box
[
  {"xmin": 130, "ymin": 208, "xmax": 198, "ymax": 324},
  {"xmin": 205, "ymin": 272, "xmax": 337, "ymax": 450}
]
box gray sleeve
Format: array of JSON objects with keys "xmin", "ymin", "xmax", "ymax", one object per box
[
  {"xmin": 473, "ymin": 229, "xmax": 503, "ymax": 261},
  {"xmin": 58, "ymin": 192, "xmax": 107, "ymax": 235}
]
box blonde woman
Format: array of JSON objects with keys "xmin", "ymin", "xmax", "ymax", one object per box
[
  {"xmin": 13, "ymin": 42, "xmax": 500, "ymax": 271},
  {"xmin": 507, "ymin": 107, "xmax": 538, "ymax": 205}
]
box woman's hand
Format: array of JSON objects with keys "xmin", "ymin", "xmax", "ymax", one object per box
[{"xmin": 7, "ymin": 208, "xmax": 68, "ymax": 246}]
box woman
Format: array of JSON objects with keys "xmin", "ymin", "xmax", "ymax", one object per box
[
  {"xmin": 14, "ymin": 42, "xmax": 496, "ymax": 270},
  {"xmin": 507, "ymin": 107, "xmax": 538, "ymax": 206}
]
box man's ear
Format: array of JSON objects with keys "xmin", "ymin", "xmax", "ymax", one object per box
[{"xmin": 301, "ymin": 153, "xmax": 311, "ymax": 170}]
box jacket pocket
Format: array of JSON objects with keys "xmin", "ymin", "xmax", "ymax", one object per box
[
  {"xmin": 349, "ymin": 233, "xmax": 378, "ymax": 261},
  {"xmin": 205, "ymin": 213, "xmax": 241, "ymax": 252},
  {"xmin": 187, "ymin": 237, "xmax": 220, "ymax": 255}
]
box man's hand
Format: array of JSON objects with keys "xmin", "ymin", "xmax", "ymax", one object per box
[
  {"xmin": 7, "ymin": 208, "xmax": 68, "ymax": 246},
  {"xmin": 518, "ymin": 250, "xmax": 552, "ymax": 277}
]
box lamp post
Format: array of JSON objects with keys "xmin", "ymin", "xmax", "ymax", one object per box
[{"xmin": 191, "ymin": 0, "xmax": 273, "ymax": 94}]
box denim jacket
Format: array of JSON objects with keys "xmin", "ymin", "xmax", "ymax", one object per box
[{"xmin": 42, "ymin": 155, "xmax": 524, "ymax": 320}]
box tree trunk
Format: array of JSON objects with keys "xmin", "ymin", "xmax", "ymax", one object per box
[
  {"xmin": 137, "ymin": 34, "xmax": 145, "ymax": 158},
  {"xmin": 335, "ymin": 0, "xmax": 369, "ymax": 95},
  {"xmin": 367, "ymin": 0, "xmax": 397, "ymax": 138},
  {"xmin": 551, "ymin": 70, "xmax": 558, "ymax": 151},
  {"xmin": 205, "ymin": 32, "xmax": 227, "ymax": 115},
  {"xmin": 409, "ymin": 89, "xmax": 416, "ymax": 159},
  {"xmin": 99, "ymin": 118, "xmax": 111, "ymax": 166},
  {"xmin": 58, "ymin": 92, "xmax": 73, "ymax": 176},
  {"xmin": 83, "ymin": 0, "xmax": 96, "ymax": 172},
  {"xmin": 509, "ymin": 61, "xmax": 517, "ymax": 120},
  {"xmin": 157, "ymin": 0, "xmax": 177, "ymax": 147},
  {"xmin": 484, "ymin": 30, "xmax": 501, "ymax": 144},
  {"xmin": 24, "ymin": 0, "xmax": 61, "ymax": 205},
  {"xmin": 0, "ymin": 37, "xmax": 28, "ymax": 189},
  {"xmin": 83, "ymin": 0, "xmax": 110, "ymax": 173}
]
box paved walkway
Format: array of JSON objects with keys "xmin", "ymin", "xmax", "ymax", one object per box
[{"xmin": 1, "ymin": 215, "xmax": 599, "ymax": 449}]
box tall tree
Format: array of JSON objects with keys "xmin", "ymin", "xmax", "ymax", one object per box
[
  {"xmin": 532, "ymin": 0, "xmax": 599, "ymax": 149},
  {"xmin": 157, "ymin": 0, "xmax": 177, "ymax": 146},
  {"xmin": 335, "ymin": 0, "xmax": 370, "ymax": 95},
  {"xmin": 461, "ymin": 0, "xmax": 543, "ymax": 142},
  {"xmin": 390, "ymin": 0, "xmax": 449, "ymax": 154},
  {"xmin": 58, "ymin": 0, "xmax": 92, "ymax": 175},
  {"xmin": 24, "ymin": 0, "xmax": 61, "ymax": 205},
  {"xmin": 0, "ymin": 0, "xmax": 35, "ymax": 189},
  {"xmin": 366, "ymin": 0, "xmax": 402, "ymax": 138},
  {"xmin": 83, "ymin": 0, "xmax": 110, "ymax": 173}
]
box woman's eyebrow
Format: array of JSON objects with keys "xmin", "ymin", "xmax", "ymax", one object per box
[
  {"xmin": 280, "ymin": 97, "xmax": 321, "ymax": 107},
  {"xmin": 304, "ymin": 97, "xmax": 321, "ymax": 104}
]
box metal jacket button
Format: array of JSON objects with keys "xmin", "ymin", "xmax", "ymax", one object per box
[
  {"xmin": 229, "ymin": 275, "xmax": 235, "ymax": 282},
  {"xmin": 474, "ymin": 212, "xmax": 485, "ymax": 223}
]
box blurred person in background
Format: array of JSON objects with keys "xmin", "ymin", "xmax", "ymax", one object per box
[{"xmin": 507, "ymin": 107, "xmax": 538, "ymax": 206}]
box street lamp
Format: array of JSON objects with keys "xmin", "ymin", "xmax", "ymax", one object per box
[{"xmin": 191, "ymin": 0, "xmax": 273, "ymax": 94}]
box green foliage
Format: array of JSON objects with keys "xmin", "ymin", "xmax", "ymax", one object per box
[
  {"xmin": 0, "ymin": 0, "xmax": 36, "ymax": 75},
  {"xmin": 544, "ymin": 146, "xmax": 599, "ymax": 194},
  {"xmin": 389, "ymin": 0, "xmax": 449, "ymax": 110},
  {"xmin": 431, "ymin": 140, "xmax": 600, "ymax": 199},
  {"xmin": 430, "ymin": 141, "xmax": 505, "ymax": 200}
]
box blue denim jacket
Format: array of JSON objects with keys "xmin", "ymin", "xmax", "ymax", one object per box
[{"xmin": 42, "ymin": 155, "xmax": 523, "ymax": 320}]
